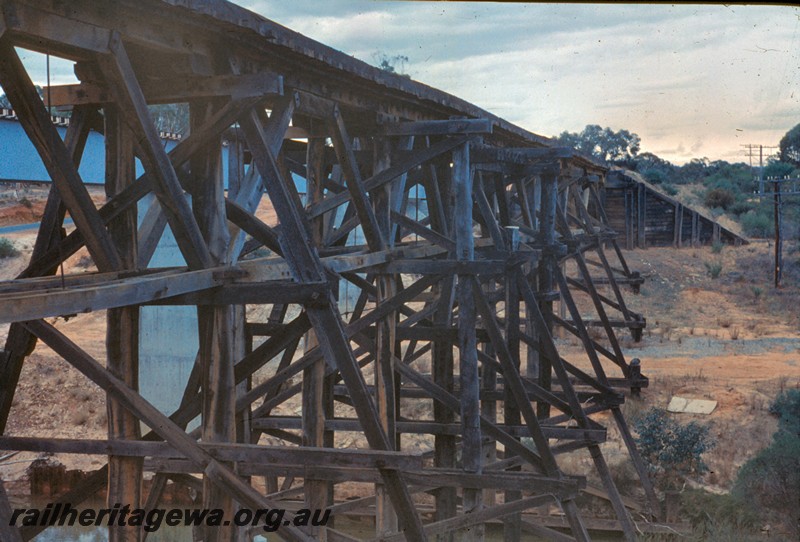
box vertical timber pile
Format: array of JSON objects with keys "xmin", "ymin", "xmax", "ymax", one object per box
[
  {"xmin": 537, "ymin": 169, "xmax": 559, "ymax": 419},
  {"xmin": 104, "ymin": 105, "xmax": 142, "ymax": 542},
  {"xmin": 302, "ymin": 132, "xmax": 332, "ymax": 540},
  {"xmin": 454, "ymin": 142, "xmax": 483, "ymax": 541},
  {"xmin": 190, "ymin": 97, "xmax": 238, "ymax": 542}
]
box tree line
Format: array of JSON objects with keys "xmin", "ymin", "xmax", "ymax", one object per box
[{"xmin": 555, "ymin": 124, "xmax": 800, "ymax": 238}]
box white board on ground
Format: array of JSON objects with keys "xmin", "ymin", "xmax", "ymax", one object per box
[{"xmin": 667, "ymin": 396, "xmax": 717, "ymax": 415}]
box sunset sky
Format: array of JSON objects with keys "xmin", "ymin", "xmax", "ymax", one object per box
[
  {"xmin": 242, "ymin": 1, "xmax": 799, "ymax": 165},
  {"xmin": 10, "ymin": 1, "xmax": 799, "ymax": 165}
]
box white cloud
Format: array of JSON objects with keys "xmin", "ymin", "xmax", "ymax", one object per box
[{"xmin": 8, "ymin": 1, "xmax": 796, "ymax": 165}]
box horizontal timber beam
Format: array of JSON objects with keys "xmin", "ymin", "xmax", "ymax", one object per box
[
  {"xmin": 42, "ymin": 72, "xmax": 283, "ymax": 107},
  {"xmin": 0, "ymin": 437, "xmax": 423, "ymax": 471},
  {"xmin": 251, "ymin": 417, "xmax": 606, "ymax": 442},
  {"xmin": 381, "ymin": 118, "xmax": 492, "ymax": 136}
]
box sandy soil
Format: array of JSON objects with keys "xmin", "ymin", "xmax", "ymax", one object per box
[{"xmin": 0, "ymin": 192, "xmax": 798, "ymax": 511}]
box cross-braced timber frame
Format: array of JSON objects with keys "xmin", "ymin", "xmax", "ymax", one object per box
[{"xmin": 0, "ymin": 1, "xmax": 657, "ymax": 540}]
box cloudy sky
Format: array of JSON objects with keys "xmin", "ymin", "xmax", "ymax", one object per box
[
  {"xmin": 237, "ymin": 0, "xmax": 799, "ymax": 165},
  {"xmin": 11, "ymin": 1, "xmax": 799, "ymax": 165}
]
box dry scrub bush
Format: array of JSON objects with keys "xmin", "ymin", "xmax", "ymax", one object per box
[{"xmin": 0, "ymin": 237, "xmax": 19, "ymax": 258}]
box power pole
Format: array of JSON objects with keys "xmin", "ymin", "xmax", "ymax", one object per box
[
  {"xmin": 754, "ymin": 175, "xmax": 800, "ymax": 288},
  {"xmin": 743, "ymin": 144, "xmax": 790, "ymax": 288},
  {"xmin": 773, "ymin": 176, "xmax": 782, "ymax": 288},
  {"xmin": 742, "ymin": 144, "xmax": 778, "ymax": 193}
]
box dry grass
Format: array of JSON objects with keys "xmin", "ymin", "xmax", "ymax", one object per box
[
  {"xmin": 717, "ymin": 316, "xmax": 733, "ymax": 329},
  {"xmin": 70, "ymin": 411, "xmax": 89, "ymax": 426}
]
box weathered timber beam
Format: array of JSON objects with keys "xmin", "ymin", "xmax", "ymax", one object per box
[
  {"xmin": 0, "ymin": 105, "xmax": 95, "ymax": 442},
  {"xmin": 550, "ymin": 314, "xmax": 625, "ymax": 372},
  {"xmin": 379, "ymin": 495, "xmax": 558, "ymax": 542},
  {"xmin": 516, "ymin": 277, "xmax": 615, "ymax": 398},
  {"xmin": 140, "ymin": 459, "xmax": 580, "ymax": 498},
  {"xmin": 450, "ymin": 141, "xmax": 484, "ymax": 541},
  {"xmin": 147, "ymin": 281, "xmax": 329, "ymax": 306},
  {"xmin": 381, "ymin": 118, "xmax": 492, "ymax": 136},
  {"xmin": 0, "ymin": 0, "xmax": 599, "ymax": 158},
  {"xmin": 391, "ymin": 326, "xmax": 484, "ymax": 343},
  {"xmin": 227, "ymin": 94, "xmax": 296, "ymax": 262},
  {"xmin": 39, "ymin": 83, "xmax": 109, "ymax": 107},
  {"xmin": 307, "ymin": 136, "xmax": 469, "ymax": 220},
  {"xmin": 3, "ymin": 240, "xmax": 458, "ymax": 321},
  {"xmin": 236, "ymin": 313, "xmax": 311, "ymax": 383},
  {"xmin": 41, "ymin": 72, "xmax": 283, "ymax": 107},
  {"xmin": 1, "ymin": 2, "xmax": 111, "ymax": 58},
  {"xmin": 470, "ymin": 145, "xmax": 573, "ymax": 165},
  {"xmin": 18, "ymin": 96, "xmax": 262, "ymax": 280},
  {"xmin": 136, "ymin": 197, "xmax": 170, "ymax": 271},
  {"xmin": 0, "ymin": 269, "xmax": 219, "ymax": 324},
  {"xmin": 390, "ymin": 361, "xmax": 544, "ymax": 471},
  {"xmin": 572, "ymin": 252, "xmax": 630, "ymax": 370},
  {"xmin": 320, "ymin": 242, "xmax": 448, "ymax": 275},
  {"xmin": 502, "ymin": 237, "xmax": 524, "ymax": 542},
  {"xmin": 371, "ymin": 133, "xmax": 399, "ymax": 533},
  {"xmin": 469, "ymin": 277, "xmax": 559, "ymax": 474},
  {"xmin": 474, "ymin": 350, "xmax": 573, "ymax": 416},
  {"xmin": 0, "ymin": 39, "xmax": 121, "ymax": 272},
  {"xmin": 225, "ymin": 199, "xmax": 283, "ymax": 256},
  {"xmin": 390, "ymin": 210, "xmax": 455, "ymax": 250},
  {"xmin": 237, "ymin": 276, "xmax": 440, "ymax": 411},
  {"xmin": 519, "ymin": 274, "xmax": 638, "ymax": 541},
  {"xmin": 250, "ymin": 417, "xmax": 606, "ymax": 442},
  {"xmin": 241, "ymin": 106, "xmax": 428, "ymax": 540},
  {"xmin": 145, "ymin": 460, "xmax": 379, "ymax": 483},
  {"xmin": 154, "ymin": 312, "xmax": 311, "ymax": 440},
  {"xmin": 474, "ymin": 172, "xmax": 507, "ymax": 247},
  {"xmin": 0, "ymin": 437, "xmax": 423, "ymax": 471},
  {"xmin": 329, "ymin": 105, "xmax": 386, "ymax": 251},
  {"xmin": 383, "ymin": 259, "xmax": 508, "ymax": 275},
  {"xmin": 22, "ymin": 320, "xmax": 315, "ymax": 542},
  {"xmin": 97, "ymin": 32, "xmax": 213, "ymax": 269},
  {"xmin": 401, "ymin": 469, "xmax": 582, "ymax": 496},
  {"xmin": 104, "ymin": 103, "xmax": 141, "ymax": 542},
  {"xmin": 17, "ymin": 316, "xmax": 306, "ymax": 540},
  {"xmin": 471, "ymin": 273, "xmax": 594, "ymax": 542}
]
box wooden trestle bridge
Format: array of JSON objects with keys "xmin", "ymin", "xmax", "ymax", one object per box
[{"xmin": 0, "ymin": 1, "xmax": 658, "ymax": 540}]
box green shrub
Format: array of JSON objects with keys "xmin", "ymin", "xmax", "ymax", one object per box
[
  {"xmin": 680, "ymin": 489, "xmax": 760, "ymax": 536},
  {"xmin": 662, "ymin": 183, "xmax": 679, "ymax": 196},
  {"xmin": 740, "ymin": 211, "xmax": 772, "ymax": 238},
  {"xmin": 729, "ymin": 200, "xmax": 753, "ymax": 217},
  {"xmin": 633, "ymin": 408, "xmax": 714, "ymax": 486},
  {"xmin": 643, "ymin": 168, "xmax": 667, "ymax": 185},
  {"xmin": 732, "ymin": 389, "xmax": 800, "ymax": 539},
  {"xmin": 711, "ymin": 241, "xmax": 724, "ymax": 254},
  {"xmin": 705, "ymin": 260, "xmax": 723, "ymax": 278},
  {"xmin": 768, "ymin": 388, "xmax": 800, "ymax": 434},
  {"xmin": 704, "ymin": 187, "xmax": 735, "ymax": 210},
  {"xmin": 0, "ymin": 238, "xmax": 19, "ymax": 258}
]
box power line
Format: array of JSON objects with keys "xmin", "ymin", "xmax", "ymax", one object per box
[
  {"xmin": 740, "ymin": 144, "xmax": 778, "ymax": 194},
  {"xmin": 753, "ymin": 176, "xmax": 799, "ymax": 288},
  {"xmin": 738, "ymin": 143, "xmax": 796, "ymax": 288}
]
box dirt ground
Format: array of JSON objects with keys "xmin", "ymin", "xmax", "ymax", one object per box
[
  {"xmin": 556, "ymin": 241, "xmax": 800, "ymax": 495},
  {"xmin": 0, "ymin": 191, "xmax": 798, "ymax": 522}
]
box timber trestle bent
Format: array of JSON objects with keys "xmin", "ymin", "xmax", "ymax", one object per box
[{"xmin": 0, "ymin": 1, "xmax": 656, "ymax": 540}]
